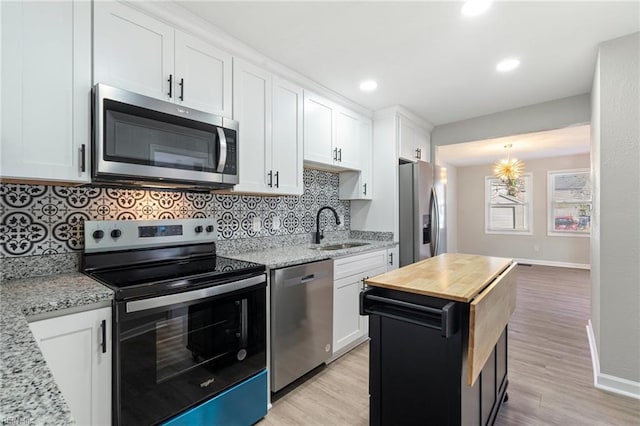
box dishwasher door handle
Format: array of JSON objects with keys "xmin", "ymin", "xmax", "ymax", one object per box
[
  {"xmin": 299, "ymin": 274, "xmax": 316, "ymax": 284},
  {"xmin": 282, "ymin": 270, "xmax": 329, "ymax": 288}
]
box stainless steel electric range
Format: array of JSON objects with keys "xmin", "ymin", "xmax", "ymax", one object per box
[{"xmin": 82, "ymin": 218, "xmax": 267, "ymax": 426}]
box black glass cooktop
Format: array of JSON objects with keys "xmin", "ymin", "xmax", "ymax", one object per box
[{"xmin": 84, "ymin": 244, "xmax": 265, "ymax": 301}]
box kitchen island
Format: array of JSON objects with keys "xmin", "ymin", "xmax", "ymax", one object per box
[{"xmin": 362, "ymin": 253, "xmax": 517, "ymax": 426}]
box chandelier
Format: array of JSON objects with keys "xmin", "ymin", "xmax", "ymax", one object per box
[{"xmin": 494, "ymin": 144, "xmax": 524, "ymax": 182}]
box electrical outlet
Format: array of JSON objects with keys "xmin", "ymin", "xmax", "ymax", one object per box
[
  {"xmin": 272, "ymin": 216, "xmax": 281, "ymax": 230},
  {"xmin": 339, "ymin": 215, "xmax": 345, "ymax": 227},
  {"xmin": 252, "ymin": 217, "xmax": 261, "ymax": 232},
  {"xmin": 533, "ymin": 244, "xmax": 540, "ymax": 252}
]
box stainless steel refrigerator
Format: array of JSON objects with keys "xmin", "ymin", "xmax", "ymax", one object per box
[{"xmin": 399, "ymin": 161, "xmax": 446, "ymax": 267}]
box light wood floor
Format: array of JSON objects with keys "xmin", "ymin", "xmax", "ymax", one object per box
[{"xmin": 260, "ymin": 265, "xmax": 640, "ymax": 425}]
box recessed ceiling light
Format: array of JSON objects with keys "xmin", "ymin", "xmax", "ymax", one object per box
[
  {"xmin": 359, "ymin": 80, "xmax": 378, "ymax": 92},
  {"xmin": 496, "ymin": 58, "xmax": 520, "ymax": 72},
  {"xmin": 461, "ymin": 0, "xmax": 492, "ymax": 17}
]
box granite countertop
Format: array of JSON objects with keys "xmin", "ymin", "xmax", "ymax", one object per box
[
  {"xmin": 0, "ymin": 273, "xmax": 114, "ymax": 425},
  {"xmin": 365, "ymin": 253, "xmax": 513, "ymax": 302},
  {"xmin": 225, "ymin": 239, "xmax": 397, "ymax": 269}
]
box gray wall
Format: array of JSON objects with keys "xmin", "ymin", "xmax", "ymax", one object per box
[
  {"xmin": 591, "ymin": 32, "xmax": 640, "ymax": 384},
  {"xmin": 431, "ymin": 94, "xmax": 591, "ymax": 150},
  {"xmin": 456, "ymin": 154, "xmax": 591, "ymax": 265}
]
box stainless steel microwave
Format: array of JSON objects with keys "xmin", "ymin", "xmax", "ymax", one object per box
[{"xmin": 92, "ymin": 84, "xmax": 238, "ymax": 190}]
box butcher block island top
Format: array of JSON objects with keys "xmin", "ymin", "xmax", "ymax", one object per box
[{"xmin": 365, "ymin": 253, "xmax": 513, "ymax": 303}]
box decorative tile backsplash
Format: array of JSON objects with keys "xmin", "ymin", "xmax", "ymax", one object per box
[{"xmin": 0, "ymin": 169, "xmax": 349, "ymax": 258}]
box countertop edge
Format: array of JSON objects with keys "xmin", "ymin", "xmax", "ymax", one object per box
[{"xmin": 365, "ymin": 254, "xmax": 514, "ymax": 302}]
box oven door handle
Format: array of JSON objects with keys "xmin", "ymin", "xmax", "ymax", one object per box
[{"xmin": 125, "ymin": 274, "xmax": 266, "ymax": 313}]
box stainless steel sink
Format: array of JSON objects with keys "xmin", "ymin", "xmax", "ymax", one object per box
[{"xmin": 313, "ymin": 242, "xmax": 370, "ymax": 251}]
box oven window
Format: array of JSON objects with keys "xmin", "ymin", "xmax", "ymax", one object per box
[
  {"xmin": 155, "ymin": 299, "xmax": 247, "ymax": 384},
  {"xmin": 118, "ymin": 286, "xmax": 266, "ymax": 425},
  {"xmin": 103, "ymin": 99, "xmax": 220, "ymax": 172}
]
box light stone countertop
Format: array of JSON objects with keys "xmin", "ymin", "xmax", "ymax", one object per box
[
  {"xmin": 0, "ymin": 273, "xmax": 113, "ymax": 425},
  {"xmin": 225, "ymin": 239, "xmax": 397, "ymax": 269}
]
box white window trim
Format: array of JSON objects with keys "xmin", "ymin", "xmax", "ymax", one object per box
[
  {"xmin": 547, "ymin": 168, "xmax": 591, "ymax": 238},
  {"xmin": 485, "ymin": 173, "xmax": 533, "ymax": 236}
]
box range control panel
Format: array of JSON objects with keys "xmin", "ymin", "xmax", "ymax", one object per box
[{"xmin": 84, "ymin": 218, "xmax": 216, "ymax": 253}]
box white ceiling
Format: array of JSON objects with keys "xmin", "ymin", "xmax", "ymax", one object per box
[
  {"xmin": 176, "ymin": 1, "xmax": 639, "ymax": 126},
  {"xmin": 436, "ymin": 124, "xmax": 591, "ymax": 166}
]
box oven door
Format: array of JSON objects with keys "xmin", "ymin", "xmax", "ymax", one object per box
[
  {"xmin": 93, "ymin": 84, "xmax": 238, "ymax": 188},
  {"xmin": 113, "ymin": 274, "xmax": 266, "ymax": 426}
]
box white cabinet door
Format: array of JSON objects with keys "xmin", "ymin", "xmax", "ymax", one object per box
[
  {"xmin": 339, "ymin": 116, "xmax": 373, "ymax": 200},
  {"xmin": 333, "ymin": 250, "xmax": 389, "ymax": 355},
  {"xmin": 387, "ymin": 246, "xmax": 400, "ymax": 271},
  {"xmin": 334, "ymin": 107, "xmax": 360, "ymax": 170},
  {"xmin": 398, "ymin": 116, "xmax": 430, "ymax": 162},
  {"xmin": 1, "ymin": 0, "xmax": 91, "ymax": 183},
  {"xmin": 333, "ymin": 273, "xmax": 366, "ymax": 354},
  {"xmin": 271, "ymin": 77, "xmax": 304, "ymax": 195},
  {"xmin": 358, "ymin": 118, "xmax": 374, "ymax": 199},
  {"xmin": 303, "ymin": 92, "xmax": 335, "ymax": 165},
  {"xmin": 94, "ymin": 1, "xmax": 174, "ymax": 101},
  {"xmin": 29, "ymin": 307, "xmax": 112, "ymax": 426},
  {"xmin": 232, "ymin": 58, "xmax": 272, "ymax": 193},
  {"xmin": 174, "ymin": 31, "xmax": 232, "ymax": 117}
]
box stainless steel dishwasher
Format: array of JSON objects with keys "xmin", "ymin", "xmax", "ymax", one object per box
[{"xmin": 271, "ymin": 259, "xmax": 333, "ymax": 392}]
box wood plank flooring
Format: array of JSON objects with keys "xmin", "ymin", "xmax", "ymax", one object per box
[{"xmin": 259, "ymin": 265, "xmax": 640, "ymax": 425}]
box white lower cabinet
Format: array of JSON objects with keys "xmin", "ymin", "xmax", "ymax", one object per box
[
  {"xmin": 28, "ymin": 306, "xmax": 112, "ymax": 426},
  {"xmin": 333, "ymin": 250, "xmax": 388, "ymax": 356}
]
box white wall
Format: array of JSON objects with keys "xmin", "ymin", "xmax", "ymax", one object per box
[
  {"xmin": 456, "ymin": 154, "xmax": 590, "ymax": 266},
  {"xmin": 591, "ymin": 32, "xmax": 640, "ymax": 388},
  {"xmin": 431, "ymin": 94, "xmax": 590, "ymax": 149},
  {"xmin": 442, "ymin": 163, "xmax": 458, "ymax": 253}
]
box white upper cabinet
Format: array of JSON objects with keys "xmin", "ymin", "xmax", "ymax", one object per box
[
  {"xmin": 1, "ymin": 0, "xmax": 91, "ymax": 183},
  {"xmin": 339, "ymin": 115, "xmax": 373, "ymax": 200},
  {"xmin": 398, "ymin": 115, "xmax": 431, "ymax": 162},
  {"xmin": 271, "ymin": 76, "xmax": 304, "ymax": 195},
  {"xmin": 233, "ymin": 59, "xmax": 303, "ymax": 195},
  {"xmin": 94, "ymin": 1, "xmax": 174, "ymax": 101},
  {"xmin": 94, "ymin": 1, "xmax": 232, "ymax": 117},
  {"xmin": 304, "ymin": 92, "xmax": 335, "ymax": 166},
  {"xmin": 334, "ymin": 107, "xmax": 361, "ymax": 170},
  {"xmin": 304, "ymin": 91, "xmax": 367, "ymax": 171},
  {"xmin": 174, "ymin": 31, "xmax": 232, "ymax": 117},
  {"xmin": 233, "ymin": 59, "xmax": 272, "ymax": 194}
]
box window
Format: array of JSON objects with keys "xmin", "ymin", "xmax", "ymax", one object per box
[
  {"xmin": 485, "ymin": 174, "xmax": 532, "ymax": 234},
  {"xmin": 548, "ymin": 169, "xmax": 591, "ymax": 237}
]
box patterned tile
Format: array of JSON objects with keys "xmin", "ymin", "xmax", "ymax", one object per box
[{"xmin": 0, "ymin": 169, "xmax": 349, "ymax": 257}]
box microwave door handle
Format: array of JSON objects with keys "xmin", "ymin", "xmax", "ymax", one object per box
[{"xmin": 216, "ymin": 127, "xmax": 227, "ymax": 173}]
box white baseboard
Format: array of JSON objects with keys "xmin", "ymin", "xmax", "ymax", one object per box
[
  {"xmin": 586, "ymin": 320, "xmax": 640, "ymax": 400},
  {"xmin": 514, "ymin": 257, "xmax": 590, "ymax": 270}
]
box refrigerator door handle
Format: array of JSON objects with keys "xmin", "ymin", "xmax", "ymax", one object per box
[{"xmin": 431, "ymin": 186, "xmax": 440, "ymax": 256}]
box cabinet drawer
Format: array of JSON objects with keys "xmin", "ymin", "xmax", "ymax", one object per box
[{"xmin": 334, "ymin": 249, "xmax": 387, "ymax": 280}]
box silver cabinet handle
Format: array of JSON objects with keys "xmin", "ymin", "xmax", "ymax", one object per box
[
  {"xmin": 338, "ymin": 148, "xmax": 342, "ymax": 162},
  {"xmin": 363, "ymin": 183, "xmax": 367, "ymax": 195},
  {"xmin": 333, "ymin": 148, "xmax": 338, "ymax": 161},
  {"xmin": 389, "ymin": 252, "xmax": 393, "ymax": 265},
  {"xmin": 216, "ymin": 127, "xmax": 227, "ymax": 173},
  {"xmin": 268, "ymin": 170, "xmax": 273, "ymax": 187},
  {"xmin": 275, "ymin": 171, "xmax": 279, "ymax": 188}
]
